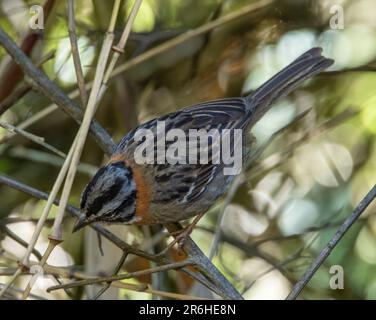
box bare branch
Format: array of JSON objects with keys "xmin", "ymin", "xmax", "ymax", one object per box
[
  {"xmin": 286, "ymin": 184, "xmax": 376, "ymax": 300},
  {"xmin": 47, "ymin": 260, "xmax": 194, "ymax": 292},
  {"xmin": 165, "ymin": 223, "xmax": 244, "ymax": 300},
  {"xmin": 0, "ymin": 27, "xmax": 115, "ymax": 155},
  {"xmin": 0, "ymin": 120, "xmax": 66, "ymax": 158},
  {"xmin": 0, "ymin": 0, "xmax": 56, "ymax": 109},
  {"xmin": 66, "ymin": 0, "xmax": 88, "ymax": 107}
]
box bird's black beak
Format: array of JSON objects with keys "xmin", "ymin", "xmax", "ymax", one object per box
[{"xmin": 72, "ymin": 214, "xmax": 90, "ymax": 233}]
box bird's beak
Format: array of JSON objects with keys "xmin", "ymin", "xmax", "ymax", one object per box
[{"xmin": 72, "ymin": 214, "xmax": 90, "ymax": 233}]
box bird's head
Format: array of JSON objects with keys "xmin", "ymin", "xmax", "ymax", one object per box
[{"xmin": 73, "ymin": 161, "xmax": 137, "ymax": 232}]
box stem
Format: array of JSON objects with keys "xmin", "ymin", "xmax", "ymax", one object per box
[
  {"xmin": 67, "ymin": 0, "xmax": 88, "ymax": 107},
  {"xmin": 286, "ymin": 184, "xmax": 376, "ymax": 300},
  {"xmin": 47, "ymin": 260, "xmax": 193, "ymax": 291},
  {"xmin": 0, "ymin": 268, "xmax": 22, "ymax": 299},
  {"xmin": 0, "ymin": 120, "xmax": 66, "ymax": 158}
]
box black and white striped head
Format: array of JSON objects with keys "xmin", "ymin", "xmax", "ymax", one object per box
[{"xmin": 73, "ymin": 161, "xmax": 137, "ymax": 232}]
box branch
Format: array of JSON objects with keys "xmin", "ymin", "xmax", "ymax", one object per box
[
  {"xmin": 0, "ymin": 175, "xmax": 236, "ymax": 299},
  {"xmin": 0, "ymin": 0, "xmax": 56, "ymax": 108},
  {"xmin": 286, "ymin": 184, "xmax": 376, "ymax": 300},
  {"xmin": 165, "ymin": 223, "xmax": 244, "ymax": 300},
  {"xmin": 0, "ymin": 224, "xmax": 42, "ymax": 261},
  {"xmin": 1, "ymin": 265, "xmax": 207, "ymax": 300},
  {"xmin": 66, "ymin": 0, "xmax": 88, "ymax": 107},
  {"xmin": 92, "ymin": 251, "xmax": 129, "ymax": 299},
  {"xmin": 0, "ymin": 120, "xmax": 66, "ymax": 158},
  {"xmin": 0, "ymin": 50, "xmax": 55, "ymax": 115},
  {"xmin": 0, "ymin": 105, "xmax": 57, "ymax": 145},
  {"xmin": 0, "ymin": 283, "xmax": 47, "ymax": 300},
  {"xmin": 110, "ymin": 0, "xmax": 273, "ymax": 78},
  {"xmin": 46, "ymin": 260, "xmax": 193, "ymax": 292},
  {"xmin": 0, "ymin": 27, "xmax": 115, "ymax": 156}
]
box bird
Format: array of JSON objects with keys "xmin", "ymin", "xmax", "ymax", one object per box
[{"xmin": 73, "ymin": 47, "xmax": 333, "ymax": 245}]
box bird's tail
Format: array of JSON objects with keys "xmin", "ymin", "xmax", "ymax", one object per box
[{"xmin": 245, "ymin": 47, "xmax": 334, "ymax": 126}]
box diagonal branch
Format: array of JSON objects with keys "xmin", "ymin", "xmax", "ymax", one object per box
[
  {"xmin": 286, "ymin": 184, "xmax": 376, "ymax": 300},
  {"xmin": 0, "ymin": 27, "xmax": 115, "ymax": 156},
  {"xmin": 166, "ymin": 223, "xmax": 244, "ymax": 300},
  {"xmin": 0, "ymin": 120, "xmax": 66, "ymax": 158},
  {"xmin": 0, "ymin": 0, "xmax": 56, "ymax": 109},
  {"xmin": 66, "ymin": 0, "xmax": 88, "ymax": 107}
]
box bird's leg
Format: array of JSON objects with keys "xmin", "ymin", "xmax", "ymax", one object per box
[
  {"xmin": 155, "ymin": 213, "xmax": 205, "ymax": 258},
  {"xmin": 169, "ymin": 212, "xmax": 205, "ymax": 254}
]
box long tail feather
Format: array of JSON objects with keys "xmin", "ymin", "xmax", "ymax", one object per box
[{"xmin": 245, "ymin": 47, "xmax": 334, "ymax": 125}]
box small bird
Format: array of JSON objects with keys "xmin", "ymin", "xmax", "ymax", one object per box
[{"xmin": 73, "ymin": 48, "xmax": 333, "ymax": 241}]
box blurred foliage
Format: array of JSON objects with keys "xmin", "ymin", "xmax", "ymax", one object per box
[{"xmin": 0, "ymin": 0, "xmax": 375, "ymax": 299}]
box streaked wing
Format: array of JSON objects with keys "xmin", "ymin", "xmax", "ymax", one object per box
[{"xmin": 115, "ymin": 98, "xmax": 249, "ymax": 203}]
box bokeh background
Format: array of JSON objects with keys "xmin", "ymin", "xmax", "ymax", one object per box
[{"xmin": 0, "ymin": 0, "xmax": 375, "ymax": 299}]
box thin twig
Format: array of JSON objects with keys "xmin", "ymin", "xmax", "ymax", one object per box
[
  {"xmin": 67, "ymin": 0, "xmax": 88, "ymax": 107},
  {"xmin": 0, "ymin": 50, "xmax": 56, "ymax": 116},
  {"xmin": 1, "ymin": 265, "xmax": 207, "ymax": 300},
  {"xmin": 0, "ymin": 83, "xmax": 32, "ymax": 114},
  {"xmin": 8, "ymin": 146, "xmax": 97, "ymax": 176},
  {"xmin": 49, "ymin": 39, "xmax": 112, "ymax": 242},
  {"xmin": 208, "ymin": 174, "xmax": 245, "ymax": 260},
  {"xmin": 0, "ymin": 0, "xmax": 56, "ymax": 109},
  {"xmin": 0, "ymin": 120, "xmax": 66, "ymax": 158},
  {"xmin": 48, "ymin": 0, "xmax": 124, "ymax": 243},
  {"xmin": 109, "ymin": 0, "xmax": 273, "ymax": 79},
  {"xmin": 0, "ymin": 224, "xmax": 74, "ymax": 298},
  {"xmin": 92, "ymin": 251, "xmax": 129, "ymax": 300},
  {"xmin": 0, "ymin": 224, "xmax": 42, "ymax": 261},
  {"xmin": 286, "ymin": 184, "xmax": 376, "ymax": 300},
  {"xmin": 0, "ymin": 105, "xmax": 57, "ymax": 145},
  {"xmin": 113, "ymin": 282, "xmax": 208, "ymax": 300},
  {"xmin": 100, "ymin": 0, "xmax": 143, "ymax": 93},
  {"xmin": 47, "ymin": 260, "xmax": 194, "ymax": 292},
  {"xmin": 2, "ymin": 136, "xmax": 78, "ymax": 299},
  {"xmin": 0, "ymin": 282, "xmax": 47, "ymax": 300},
  {"xmin": 0, "ymin": 27, "xmax": 115, "ymax": 155},
  {"xmin": 21, "ymin": 136, "xmax": 78, "ymax": 267},
  {"xmin": 0, "ymin": 269, "xmax": 22, "ymax": 298}
]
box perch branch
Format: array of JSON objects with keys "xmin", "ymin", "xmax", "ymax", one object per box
[{"xmin": 165, "ymin": 223, "xmax": 244, "ymax": 300}]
